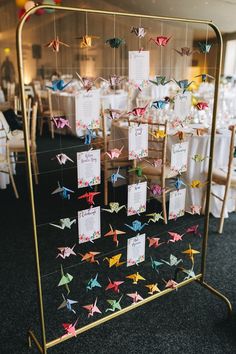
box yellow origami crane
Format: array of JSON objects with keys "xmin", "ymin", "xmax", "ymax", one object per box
[
  {"xmin": 103, "ymin": 253, "xmax": 125, "ymax": 268},
  {"xmin": 182, "ymin": 244, "xmax": 200, "ymax": 264},
  {"xmin": 126, "ymin": 272, "xmax": 145, "ymax": 284},
  {"xmin": 149, "ymin": 129, "xmax": 166, "ymax": 139},
  {"xmin": 145, "ymin": 283, "xmax": 161, "ymax": 295},
  {"xmin": 189, "ymin": 179, "xmax": 207, "ymax": 188},
  {"xmin": 77, "ymin": 35, "xmax": 100, "ymax": 48}
]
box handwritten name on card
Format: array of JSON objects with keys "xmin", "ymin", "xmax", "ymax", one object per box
[
  {"xmin": 128, "ymin": 124, "xmax": 148, "ymax": 160},
  {"xmin": 78, "ymin": 206, "xmax": 101, "ymax": 243},
  {"xmin": 129, "ymin": 51, "xmax": 150, "ymax": 84},
  {"xmin": 171, "ymin": 141, "xmax": 189, "ymax": 173},
  {"xmin": 127, "ymin": 233, "xmax": 146, "ymax": 267},
  {"xmin": 127, "ymin": 181, "xmax": 147, "ymax": 216},
  {"xmin": 77, "ymin": 149, "xmax": 100, "ymax": 188},
  {"xmin": 168, "ymin": 188, "xmax": 186, "ymax": 220},
  {"xmin": 174, "ymin": 92, "xmax": 192, "ymax": 119},
  {"xmin": 76, "ymin": 89, "xmax": 101, "ymax": 131}
]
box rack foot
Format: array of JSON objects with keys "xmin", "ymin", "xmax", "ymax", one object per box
[
  {"xmin": 197, "ymin": 280, "xmax": 232, "ymax": 316},
  {"xmin": 28, "ymin": 330, "xmax": 45, "ymax": 353}
]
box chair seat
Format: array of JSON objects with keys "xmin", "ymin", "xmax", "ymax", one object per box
[
  {"xmin": 212, "ymin": 168, "xmax": 236, "ymax": 187},
  {"xmin": 8, "ymin": 138, "xmax": 36, "ymax": 151},
  {"xmin": 139, "ymin": 160, "xmax": 179, "ymax": 178}
]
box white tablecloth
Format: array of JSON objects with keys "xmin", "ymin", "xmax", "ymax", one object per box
[{"xmin": 0, "ymin": 121, "xmax": 9, "ymax": 189}]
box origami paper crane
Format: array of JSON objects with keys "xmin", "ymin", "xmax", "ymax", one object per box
[
  {"xmin": 174, "ymin": 47, "xmax": 195, "ymax": 56},
  {"xmin": 185, "ymin": 224, "xmax": 202, "ymax": 237},
  {"xmin": 110, "ymin": 167, "xmax": 126, "ymax": 184},
  {"xmin": 83, "ymin": 297, "xmax": 101, "ymax": 318},
  {"xmin": 104, "ymin": 224, "xmax": 126, "ymax": 247},
  {"xmin": 146, "ymin": 212, "xmax": 165, "ymax": 223},
  {"xmin": 105, "ymin": 295, "xmax": 123, "ymax": 312},
  {"xmin": 86, "ymin": 273, "xmax": 102, "ymax": 291},
  {"xmin": 149, "ymin": 36, "xmax": 171, "ymax": 46},
  {"xmin": 126, "ymin": 272, "xmax": 145, "ymax": 284},
  {"xmin": 52, "ymin": 117, "xmax": 71, "ymax": 129},
  {"xmin": 127, "ymin": 291, "xmax": 144, "ymax": 304},
  {"xmin": 174, "ymin": 79, "xmax": 194, "ymax": 92},
  {"xmin": 192, "ymin": 154, "xmax": 208, "ymax": 162},
  {"xmin": 76, "ymin": 35, "xmax": 100, "ymax": 48},
  {"xmin": 57, "ymin": 265, "xmax": 73, "ymax": 295},
  {"xmin": 103, "ymin": 253, "xmax": 125, "ymax": 268},
  {"xmin": 181, "ymin": 267, "xmax": 196, "ymax": 280},
  {"xmin": 62, "ymin": 319, "xmax": 78, "ymax": 337},
  {"xmin": 151, "ymin": 100, "xmax": 168, "ymax": 109},
  {"xmin": 174, "ymin": 177, "xmax": 186, "ymax": 190},
  {"xmin": 190, "ymin": 179, "xmax": 207, "ymax": 188},
  {"xmin": 149, "ymin": 76, "xmax": 172, "ymax": 86},
  {"xmin": 45, "ymin": 36, "xmax": 69, "ymax": 52},
  {"xmin": 82, "ymin": 129, "xmax": 97, "ymax": 145},
  {"xmin": 105, "ymin": 108, "xmax": 124, "ymax": 120},
  {"xmin": 147, "ymin": 237, "xmax": 164, "ymax": 248},
  {"xmin": 150, "ymin": 256, "xmax": 163, "ymax": 273},
  {"xmin": 194, "ymin": 73, "xmax": 215, "ymax": 82},
  {"xmin": 79, "ymin": 251, "xmax": 100, "ymax": 264},
  {"xmin": 125, "ymin": 220, "xmax": 148, "ymax": 232},
  {"xmin": 164, "ymin": 279, "xmax": 178, "ymax": 289},
  {"xmin": 76, "ymin": 72, "xmax": 99, "ymax": 91},
  {"xmin": 130, "ymin": 26, "xmax": 146, "ymax": 38},
  {"xmin": 128, "ymin": 166, "xmax": 147, "ymax": 179},
  {"xmin": 145, "ymin": 283, "xmax": 161, "ymax": 295},
  {"xmin": 187, "ymin": 205, "xmax": 202, "ymax": 215},
  {"xmin": 167, "ymin": 231, "xmax": 184, "ymax": 243},
  {"xmin": 150, "ymin": 184, "xmax": 165, "ymax": 197},
  {"xmin": 51, "ymin": 182, "xmax": 74, "ymax": 200},
  {"xmin": 161, "ymin": 254, "xmax": 183, "ymax": 266},
  {"xmin": 56, "ymin": 245, "xmax": 76, "ymax": 259},
  {"xmin": 50, "ymin": 218, "xmax": 76, "ymax": 230},
  {"xmin": 100, "ymin": 75, "xmax": 125, "ymax": 89},
  {"xmin": 58, "ymin": 294, "xmax": 78, "ymax": 314},
  {"xmin": 78, "ymin": 192, "xmax": 100, "ymax": 206},
  {"xmin": 182, "ymin": 244, "xmax": 200, "ymax": 264},
  {"xmin": 105, "ymin": 278, "xmax": 124, "ymax": 293},
  {"xmin": 55, "ymin": 153, "xmax": 74, "ymax": 165},
  {"xmin": 102, "ymin": 202, "xmax": 126, "ymax": 213},
  {"xmin": 149, "ymin": 129, "xmax": 166, "ymax": 139},
  {"xmin": 196, "ymin": 101, "xmax": 208, "ymax": 110},
  {"xmin": 105, "ymin": 146, "xmax": 124, "ymax": 159},
  {"xmin": 198, "ymin": 41, "xmax": 212, "ymax": 54},
  {"xmin": 105, "ymin": 37, "xmax": 125, "ymax": 48},
  {"xmin": 127, "ymin": 104, "xmax": 149, "ymax": 117},
  {"xmin": 144, "ymin": 159, "xmax": 163, "ymax": 169},
  {"xmin": 46, "ymin": 79, "xmax": 72, "ymax": 91}
]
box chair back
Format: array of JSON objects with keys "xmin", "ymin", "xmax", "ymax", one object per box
[
  {"xmin": 30, "ymin": 102, "xmax": 38, "ymax": 145},
  {"xmin": 6, "ymin": 83, "xmax": 15, "ymax": 101}
]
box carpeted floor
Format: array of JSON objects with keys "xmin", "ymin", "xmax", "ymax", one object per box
[{"xmin": 1, "ymin": 133, "xmax": 236, "ymax": 354}]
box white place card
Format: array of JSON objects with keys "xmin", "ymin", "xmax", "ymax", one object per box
[
  {"xmin": 128, "ymin": 124, "xmax": 148, "ymax": 160},
  {"xmin": 75, "ymin": 89, "xmax": 101, "ymax": 131},
  {"xmin": 168, "ymin": 188, "xmax": 186, "ymax": 220},
  {"xmin": 129, "ymin": 51, "xmax": 150, "ymax": 84},
  {"xmin": 78, "ymin": 206, "xmax": 101, "ymax": 243},
  {"xmin": 77, "ymin": 149, "xmax": 100, "ymax": 188},
  {"xmin": 127, "ymin": 233, "xmax": 146, "ymax": 267},
  {"xmin": 174, "ymin": 92, "xmax": 192, "ymax": 119},
  {"xmin": 127, "ymin": 181, "xmax": 147, "ymax": 216},
  {"xmin": 171, "ymin": 141, "xmax": 189, "ymax": 173}
]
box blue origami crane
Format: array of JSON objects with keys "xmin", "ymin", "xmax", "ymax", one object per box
[
  {"xmin": 86, "ymin": 273, "xmax": 102, "ymax": 291},
  {"xmin": 151, "ymin": 100, "xmax": 168, "ymax": 109},
  {"xmin": 46, "ymin": 79, "xmax": 72, "ymax": 91},
  {"xmin": 105, "ymin": 37, "xmax": 125, "ymax": 48},
  {"xmin": 174, "ymin": 79, "xmax": 194, "ymax": 92},
  {"xmin": 57, "ymin": 294, "xmax": 78, "ymax": 314},
  {"xmin": 198, "ymin": 41, "xmax": 212, "ymax": 54},
  {"xmin": 174, "ymin": 177, "xmax": 186, "ymax": 190},
  {"xmin": 110, "ymin": 167, "xmax": 125, "ymax": 184},
  {"xmin": 84, "ymin": 129, "xmax": 97, "ymax": 145},
  {"xmin": 149, "ymin": 76, "xmax": 172, "ymax": 86},
  {"xmin": 51, "ymin": 182, "xmax": 74, "ymax": 200},
  {"xmin": 150, "ymin": 256, "xmax": 163, "ymax": 273},
  {"xmin": 194, "ymin": 73, "xmax": 214, "ymax": 82},
  {"xmin": 124, "ymin": 220, "xmax": 148, "ymax": 232}
]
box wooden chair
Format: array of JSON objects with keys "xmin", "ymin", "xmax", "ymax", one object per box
[
  {"xmin": 0, "ymin": 126, "xmax": 19, "ymax": 198},
  {"xmin": 210, "ymin": 125, "xmax": 236, "ymax": 233},
  {"xmin": 7, "ymin": 102, "xmax": 39, "ymax": 185},
  {"xmin": 138, "ymin": 121, "xmax": 179, "ymax": 224},
  {"xmin": 14, "ymin": 96, "xmax": 32, "ymax": 131},
  {"xmin": 37, "ymin": 90, "xmax": 65, "ymax": 139}
]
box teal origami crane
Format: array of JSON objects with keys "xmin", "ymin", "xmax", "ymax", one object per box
[
  {"xmin": 125, "ymin": 220, "xmax": 148, "ymax": 232},
  {"xmin": 198, "ymin": 41, "xmax": 212, "ymax": 54},
  {"xmin": 46, "ymin": 79, "xmax": 72, "ymax": 91},
  {"xmin": 86, "ymin": 273, "xmax": 102, "ymax": 291},
  {"xmin": 149, "ymin": 76, "xmax": 172, "ymax": 86},
  {"xmin": 150, "ymin": 256, "xmax": 163, "ymax": 273}
]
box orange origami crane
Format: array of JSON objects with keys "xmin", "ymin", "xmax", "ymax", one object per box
[
  {"xmin": 79, "ymin": 251, "xmax": 100, "ymax": 264},
  {"xmin": 182, "ymin": 244, "xmax": 200, "ymax": 264},
  {"xmin": 104, "ymin": 224, "xmax": 126, "ymax": 247},
  {"xmin": 45, "ymin": 36, "xmax": 69, "ymax": 52},
  {"xmin": 145, "ymin": 283, "xmax": 161, "ymax": 295}
]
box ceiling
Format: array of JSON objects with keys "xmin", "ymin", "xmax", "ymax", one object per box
[{"xmin": 66, "ymin": 0, "xmax": 236, "ymax": 33}]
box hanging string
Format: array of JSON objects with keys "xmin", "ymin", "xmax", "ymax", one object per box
[
  {"xmin": 138, "ymin": 17, "xmax": 142, "ymax": 50},
  {"xmin": 203, "ymin": 25, "xmax": 209, "ymax": 74},
  {"xmin": 160, "ymin": 22, "xmax": 163, "ymax": 76},
  {"xmin": 85, "ymin": 12, "xmax": 88, "ymax": 76},
  {"xmin": 113, "ymin": 14, "xmax": 116, "ymax": 72},
  {"xmin": 184, "ymin": 23, "xmax": 188, "ymax": 78}
]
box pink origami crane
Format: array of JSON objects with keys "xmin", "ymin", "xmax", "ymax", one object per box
[
  {"xmin": 52, "ymin": 117, "xmax": 71, "ymax": 129},
  {"xmin": 105, "ymin": 278, "xmax": 124, "ymax": 293},
  {"xmin": 83, "ymin": 297, "xmax": 101, "ymax": 317},
  {"xmin": 167, "ymin": 232, "xmax": 184, "ymax": 243},
  {"xmin": 196, "ymin": 102, "xmax": 208, "ymax": 110},
  {"xmin": 174, "ymin": 47, "xmax": 195, "ymax": 56},
  {"xmin": 149, "ymin": 36, "xmax": 171, "ymax": 47},
  {"xmin": 76, "ymin": 72, "xmax": 98, "ymax": 91},
  {"xmin": 185, "ymin": 224, "xmax": 201, "ymax": 237},
  {"xmin": 150, "ymin": 183, "xmax": 164, "ymax": 196},
  {"xmin": 45, "ymin": 36, "xmax": 70, "ymax": 52},
  {"xmin": 62, "ymin": 319, "xmax": 78, "ymax": 338},
  {"xmin": 187, "ymin": 205, "xmax": 202, "ymax": 215},
  {"xmin": 127, "ymin": 291, "xmax": 144, "ymax": 304},
  {"xmin": 55, "ymin": 153, "xmax": 74, "ymax": 165},
  {"xmin": 164, "ymin": 279, "xmax": 178, "ymax": 289},
  {"xmin": 147, "ymin": 237, "xmax": 164, "ymax": 248},
  {"xmin": 127, "ymin": 104, "xmax": 149, "ymax": 117},
  {"xmin": 105, "ymin": 146, "xmax": 124, "ymax": 159},
  {"xmin": 56, "ymin": 245, "xmax": 76, "ymax": 259}
]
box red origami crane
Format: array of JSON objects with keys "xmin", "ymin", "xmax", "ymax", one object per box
[
  {"xmin": 185, "ymin": 224, "xmax": 201, "ymax": 237},
  {"xmin": 196, "ymin": 102, "xmax": 208, "ymax": 110},
  {"xmin": 149, "ymin": 36, "xmax": 171, "ymax": 47},
  {"xmin": 127, "ymin": 104, "xmax": 149, "ymax": 117},
  {"xmin": 105, "ymin": 278, "xmax": 124, "ymax": 293},
  {"xmin": 78, "ymin": 192, "xmax": 100, "ymax": 206},
  {"xmin": 62, "ymin": 319, "xmax": 78, "ymax": 338}
]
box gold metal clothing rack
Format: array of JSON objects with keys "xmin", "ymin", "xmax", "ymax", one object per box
[{"xmin": 16, "ymin": 4, "xmax": 232, "ymax": 354}]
